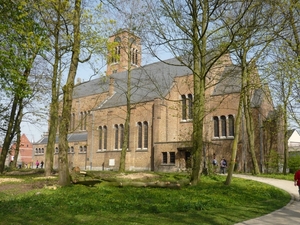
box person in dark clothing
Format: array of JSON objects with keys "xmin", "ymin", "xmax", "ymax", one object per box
[{"xmin": 220, "ymin": 157, "xmax": 227, "ymax": 174}]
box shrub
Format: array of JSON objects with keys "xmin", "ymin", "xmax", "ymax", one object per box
[{"xmin": 288, "ymin": 153, "xmax": 300, "ymax": 173}]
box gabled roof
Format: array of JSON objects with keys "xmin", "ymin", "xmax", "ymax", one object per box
[{"xmin": 287, "ymin": 129, "xmax": 300, "ymax": 140}]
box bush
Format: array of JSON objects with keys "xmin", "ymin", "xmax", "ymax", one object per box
[{"xmin": 288, "ymin": 154, "xmax": 300, "ymax": 173}]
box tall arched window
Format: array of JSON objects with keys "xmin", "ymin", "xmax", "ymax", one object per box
[
  {"xmin": 137, "ymin": 122, "xmax": 142, "ymax": 149},
  {"xmin": 99, "ymin": 126, "xmax": 102, "ymax": 150},
  {"xmin": 213, "ymin": 116, "xmax": 219, "ymax": 137},
  {"xmin": 72, "ymin": 113, "xmax": 75, "ymax": 131},
  {"xmin": 228, "ymin": 115, "xmax": 234, "ymax": 136},
  {"xmin": 103, "ymin": 126, "xmax": 107, "ymax": 150},
  {"xmin": 111, "ymin": 37, "xmax": 121, "ymax": 63},
  {"xmin": 143, "ymin": 121, "xmax": 148, "ymax": 149},
  {"xmin": 84, "ymin": 111, "xmax": 87, "ymax": 130},
  {"xmin": 188, "ymin": 94, "xmax": 193, "ymax": 119},
  {"xmin": 131, "ymin": 48, "xmax": 138, "ymax": 65},
  {"xmin": 181, "ymin": 95, "xmax": 187, "ymax": 120},
  {"xmin": 114, "ymin": 124, "xmax": 119, "ymax": 149},
  {"xmin": 80, "ymin": 112, "xmax": 83, "ymax": 130},
  {"xmin": 221, "ymin": 116, "xmax": 227, "ymax": 137},
  {"xmin": 120, "ymin": 124, "xmax": 124, "ymax": 149}
]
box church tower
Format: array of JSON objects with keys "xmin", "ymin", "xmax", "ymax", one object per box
[{"xmin": 106, "ymin": 30, "xmax": 142, "ymax": 76}]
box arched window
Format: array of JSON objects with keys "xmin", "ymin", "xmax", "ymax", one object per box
[
  {"xmin": 138, "ymin": 122, "xmax": 142, "ymax": 149},
  {"xmin": 83, "ymin": 111, "xmax": 87, "ymax": 130},
  {"xmin": 38, "ymin": 148, "xmax": 41, "ymax": 154},
  {"xmin": 42, "ymin": 148, "xmax": 44, "ymax": 154},
  {"xmin": 221, "ymin": 116, "xmax": 227, "ymax": 137},
  {"xmin": 120, "ymin": 124, "xmax": 124, "ymax": 149},
  {"xmin": 84, "ymin": 146, "xmax": 87, "ymax": 152},
  {"xmin": 213, "ymin": 116, "xmax": 219, "ymax": 137},
  {"xmin": 131, "ymin": 48, "xmax": 138, "ymax": 65},
  {"xmin": 35, "ymin": 148, "xmax": 38, "ymax": 154},
  {"xmin": 99, "ymin": 126, "xmax": 102, "ymax": 150},
  {"xmin": 228, "ymin": 115, "xmax": 234, "ymax": 136},
  {"xmin": 55, "ymin": 147, "xmax": 58, "ymax": 154},
  {"xmin": 72, "ymin": 113, "xmax": 75, "ymax": 131},
  {"xmin": 80, "ymin": 146, "xmax": 83, "ymax": 152},
  {"xmin": 112, "ymin": 36, "xmax": 121, "ymax": 63},
  {"xmin": 103, "ymin": 126, "xmax": 107, "ymax": 150},
  {"xmin": 80, "ymin": 112, "xmax": 83, "ymax": 130},
  {"xmin": 188, "ymin": 94, "xmax": 193, "ymax": 119},
  {"xmin": 114, "ymin": 124, "xmax": 119, "ymax": 149},
  {"xmin": 181, "ymin": 95, "xmax": 187, "ymax": 120},
  {"xmin": 143, "ymin": 121, "xmax": 148, "ymax": 149},
  {"xmin": 71, "ymin": 146, "xmax": 74, "ymax": 153}
]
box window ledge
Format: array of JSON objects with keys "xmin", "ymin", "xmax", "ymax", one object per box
[
  {"xmin": 180, "ymin": 119, "xmax": 193, "ymax": 123},
  {"xmin": 212, "ymin": 136, "xmax": 234, "ymax": 140}
]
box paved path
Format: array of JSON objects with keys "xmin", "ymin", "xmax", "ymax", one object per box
[{"xmin": 233, "ymin": 174, "xmax": 300, "ymax": 224}]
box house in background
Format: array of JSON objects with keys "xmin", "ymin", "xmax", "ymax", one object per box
[
  {"xmin": 5, "ymin": 134, "xmax": 33, "ymax": 167},
  {"xmin": 32, "ymin": 30, "xmax": 278, "ymax": 173},
  {"xmin": 287, "ymin": 129, "xmax": 300, "ymax": 152}
]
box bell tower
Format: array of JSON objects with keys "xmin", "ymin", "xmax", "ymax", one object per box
[{"xmin": 106, "ymin": 30, "xmax": 141, "ymax": 76}]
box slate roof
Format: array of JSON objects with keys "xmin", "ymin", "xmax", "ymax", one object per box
[
  {"xmin": 35, "ymin": 132, "xmax": 87, "ymax": 144},
  {"xmin": 72, "ymin": 57, "xmax": 268, "ymax": 111},
  {"xmin": 99, "ymin": 58, "xmax": 192, "ymax": 109},
  {"xmin": 73, "ymin": 76, "xmax": 110, "ymax": 99},
  {"xmin": 212, "ymin": 65, "xmax": 241, "ymax": 95}
]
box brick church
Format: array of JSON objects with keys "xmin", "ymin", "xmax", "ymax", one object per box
[{"xmin": 33, "ymin": 30, "xmax": 277, "ymax": 173}]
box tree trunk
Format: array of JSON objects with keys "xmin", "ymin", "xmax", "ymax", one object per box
[
  {"xmin": 45, "ymin": 0, "xmax": 62, "ymax": 177},
  {"xmin": 58, "ymin": 0, "xmax": 81, "ymax": 186},
  {"xmin": 190, "ymin": 0, "xmax": 207, "ymax": 185},
  {"xmin": 119, "ymin": 41, "xmax": 132, "ymax": 172},
  {"xmin": 225, "ymin": 90, "xmax": 244, "ymax": 185}
]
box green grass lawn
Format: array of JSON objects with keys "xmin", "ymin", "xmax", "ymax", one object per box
[{"xmin": 0, "ymin": 173, "xmax": 290, "ymax": 225}]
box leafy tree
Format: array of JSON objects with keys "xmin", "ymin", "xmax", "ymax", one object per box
[
  {"xmin": 227, "ymin": 2, "xmax": 277, "ymax": 180},
  {"xmin": 0, "ymin": 0, "xmax": 48, "ymax": 173},
  {"xmin": 146, "ymin": 0, "xmax": 253, "ymax": 185},
  {"xmin": 268, "ymin": 0, "xmax": 300, "ymax": 174}
]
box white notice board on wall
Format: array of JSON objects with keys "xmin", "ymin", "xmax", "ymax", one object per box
[{"xmin": 109, "ymin": 159, "xmax": 115, "ymax": 166}]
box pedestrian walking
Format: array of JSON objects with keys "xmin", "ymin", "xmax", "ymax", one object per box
[
  {"xmin": 294, "ymin": 168, "xmax": 300, "ymax": 200},
  {"xmin": 36, "ymin": 160, "xmax": 39, "ymax": 169},
  {"xmin": 220, "ymin": 157, "xmax": 227, "ymax": 174}
]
